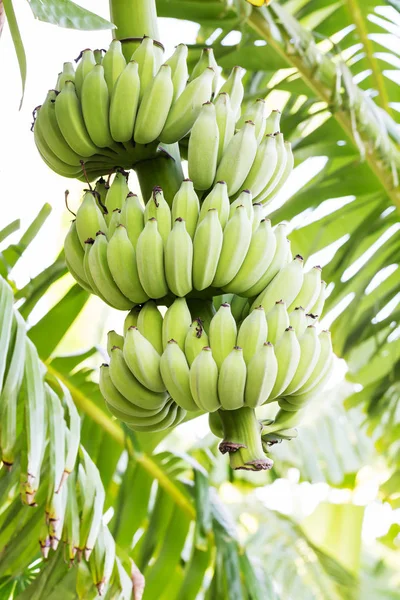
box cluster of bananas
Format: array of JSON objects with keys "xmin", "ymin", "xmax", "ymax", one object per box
[
  {"xmin": 99, "ymin": 295, "xmax": 333, "ymax": 467},
  {"xmin": 65, "ymin": 174, "xmax": 325, "ymax": 311},
  {"xmin": 33, "ymin": 38, "xmax": 292, "ymax": 204}
]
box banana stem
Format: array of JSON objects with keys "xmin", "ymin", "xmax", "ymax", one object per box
[
  {"xmin": 218, "ymin": 407, "xmax": 273, "ymax": 471},
  {"xmin": 109, "ymin": 0, "xmax": 160, "ymax": 60},
  {"xmin": 186, "ymin": 299, "xmax": 215, "ymax": 330},
  {"xmin": 135, "ymin": 147, "xmax": 184, "ymax": 206}
]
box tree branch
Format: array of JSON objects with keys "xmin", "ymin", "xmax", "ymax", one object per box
[{"xmin": 247, "ymin": 5, "xmax": 400, "ymax": 212}]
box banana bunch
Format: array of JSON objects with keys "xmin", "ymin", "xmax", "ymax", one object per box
[
  {"xmin": 34, "ymin": 40, "xmax": 292, "ymax": 206},
  {"xmin": 66, "ymin": 176, "xmax": 324, "ymax": 309},
  {"xmin": 99, "ymin": 296, "xmax": 333, "ymax": 451}
]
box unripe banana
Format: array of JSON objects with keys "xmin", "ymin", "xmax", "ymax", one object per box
[
  {"xmin": 226, "ymin": 219, "xmax": 276, "ymax": 295},
  {"xmin": 100, "ymin": 364, "xmax": 145, "ymax": 418},
  {"xmin": 292, "ymin": 330, "xmax": 333, "ymax": 396},
  {"xmin": 229, "ymin": 189, "xmax": 253, "ymax": 222},
  {"xmin": 289, "ymin": 306, "xmax": 307, "ymax": 337},
  {"xmin": 75, "ymin": 49, "xmax": 96, "ymax": 98},
  {"xmin": 188, "ymin": 102, "xmax": 219, "ymax": 190},
  {"xmin": 105, "ymin": 171, "xmax": 129, "ymax": 219},
  {"xmin": 237, "ymin": 98, "xmax": 266, "ymax": 142},
  {"xmin": 126, "ymin": 399, "xmax": 183, "ymax": 432},
  {"xmin": 56, "ymin": 62, "xmax": 75, "ymax": 91},
  {"xmin": 219, "ymin": 66, "xmax": 245, "ymax": 121},
  {"xmin": 289, "ymin": 266, "xmax": 322, "ymax": 313},
  {"xmin": 143, "ymin": 188, "xmax": 171, "ymax": 247},
  {"xmin": 189, "ymin": 48, "xmax": 220, "ymax": 95},
  {"xmin": 184, "ymin": 319, "xmax": 209, "ymax": 366},
  {"xmin": 252, "ymin": 203, "xmax": 264, "ymax": 233},
  {"xmin": 136, "ymin": 218, "xmax": 169, "ymax": 299},
  {"xmin": 131, "ymin": 37, "xmax": 157, "ymax": 101},
  {"xmin": 253, "ymin": 133, "xmax": 286, "ymax": 203},
  {"xmin": 192, "ymin": 209, "xmax": 223, "ymax": 291},
  {"xmin": 264, "ymin": 109, "xmax": 281, "ymax": 134},
  {"xmin": 165, "ymin": 218, "xmax": 193, "ymax": 297},
  {"xmin": 102, "ymin": 40, "xmax": 126, "ymax": 94},
  {"xmin": 230, "ymin": 295, "xmax": 250, "ymax": 322},
  {"xmin": 245, "ymin": 223, "xmax": 289, "ymax": 297},
  {"xmin": 109, "ymin": 347, "xmax": 167, "ymax": 409},
  {"xmin": 134, "ymin": 64, "xmax": 174, "ymax": 144},
  {"xmin": 124, "ymin": 306, "xmax": 141, "ymax": 335},
  {"xmin": 136, "ymin": 300, "xmax": 163, "ymax": 354},
  {"xmin": 171, "ymin": 179, "xmax": 199, "ymax": 239},
  {"xmin": 120, "ymin": 193, "xmax": 144, "ymax": 248},
  {"xmin": 107, "ymin": 330, "xmax": 124, "ymax": 356},
  {"xmin": 218, "ymin": 347, "xmax": 246, "ymax": 410},
  {"xmin": 198, "ymin": 181, "xmax": 230, "ymax": 228},
  {"xmin": 214, "ymin": 92, "xmax": 236, "ymax": 164},
  {"xmin": 209, "ymin": 303, "xmax": 237, "ymax": 369},
  {"xmin": 123, "ymin": 327, "xmax": 166, "ymax": 393},
  {"xmin": 237, "ymin": 305, "xmax": 267, "ymax": 364},
  {"xmin": 269, "ymin": 327, "xmax": 301, "ymax": 400},
  {"xmin": 55, "ymin": 81, "xmax": 98, "ymax": 157},
  {"xmin": 287, "ymin": 358, "xmax": 333, "ymax": 407},
  {"xmin": 265, "ymin": 300, "xmax": 289, "ymax": 344},
  {"xmin": 160, "ymin": 341, "xmax": 198, "ymax": 411},
  {"xmin": 259, "ymin": 141, "xmax": 294, "ymax": 207},
  {"xmin": 215, "ymin": 121, "xmax": 258, "ymax": 196},
  {"xmin": 310, "ymin": 280, "xmax": 327, "ymax": 317},
  {"xmin": 109, "ymin": 61, "xmax": 140, "ymax": 143},
  {"xmin": 242, "ymin": 135, "xmax": 278, "ymax": 198},
  {"xmin": 264, "ymin": 408, "xmax": 303, "ymax": 434},
  {"xmin": 189, "ymin": 347, "xmax": 220, "ymax": 412},
  {"xmin": 284, "ymin": 326, "xmax": 321, "ymax": 395},
  {"xmin": 81, "ymin": 64, "xmax": 114, "ymax": 148},
  {"xmin": 212, "ymin": 205, "xmax": 252, "ymax": 288},
  {"xmin": 162, "ymin": 297, "xmax": 192, "ymax": 351},
  {"xmin": 37, "ymin": 91, "xmax": 81, "ymax": 166},
  {"xmin": 251, "ymin": 255, "xmax": 304, "ymax": 314},
  {"xmin": 108, "ymin": 209, "xmax": 121, "ymax": 238},
  {"xmin": 88, "ymin": 233, "xmax": 133, "ymax": 310},
  {"xmin": 64, "ymin": 221, "xmax": 89, "ymax": 285},
  {"xmin": 83, "ymin": 240, "xmax": 109, "ymax": 303},
  {"xmin": 75, "ymin": 191, "xmax": 108, "ymax": 248},
  {"xmin": 244, "ymin": 342, "xmax": 278, "ymax": 408},
  {"xmin": 213, "ymin": 294, "xmax": 233, "ymax": 311},
  {"xmin": 106, "ymin": 225, "xmax": 148, "ymax": 303},
  {"xmin": 165, "ymin": 43, "xmax": 189, "ymax": 101},
  {"xmin": 160, "ymin": 67, "xmax": 214, "ymax": 143}
]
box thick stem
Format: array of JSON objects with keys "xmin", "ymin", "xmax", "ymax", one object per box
[
  {"xmin": 109, "ymin": 0, "xmax": 160, "ymax": 60},
  {"xmin": 218, "ymin": 407, "xmax": 273, "ymax": 471}
]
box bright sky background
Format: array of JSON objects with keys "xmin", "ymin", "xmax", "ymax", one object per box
[{"xmin": 1, "ymin": 0, "xmax": 399, "ymax": 560}]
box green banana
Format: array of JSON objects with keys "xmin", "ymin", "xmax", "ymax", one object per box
[
  {"xmin": 214, "ymin": 93, "xmax": 236, "ymax": 164},
  {"xmin": 259, "ymin": 141, "xmax": 294, "ymax": 207},
  {"xmin": 226, "ymin": 219, "xmax": 277, "ymax": 296},
  {"xmin": 242, "ymin": 134, "xmax": 278, "ymax": 198},
  {"xmin": 162, "ymin": 297, "xmax": 192, "ymax": 351},
  {"xmin": 75, "ymin": 49, "xmax": 96, "ymax": 98},
  {"xmin": 215, "ymin": 121, "xmax": 258, "ymax": 196},
  {"xmin": 136, "ymin": 218, "xmax": 169, "ymax": 299},
  {"xmin": 198, "ymin": 181, "xmax": 230, "ymax": 228},
  {"xmin": 160, "ymin": 67, "xmax": 214, "ymax": 144},
  {"xmin": 188, "ymin": 102, "xmax": 219, "ymax": 190},
  {"xmin": 251, "ymin": 203, "xmax": 264, "ymax": 233},
  {"xmin": 192, "ymin": 209, "xmax": 223, "ymax": 291},
  {"xmin": 64, "ymin": 221, "xmax": 90, "ymax": 285},
  {"xmin": 109, "ymin": 346, "xmax": 167, "ymax": 409},
  {"xmin": 237, "ymin": 305, "xmax": 267, "ymax": 364},
  {"xmin": 265, "ymin": 109, "xmax": 281, "ymax": 134},
  {"xmin": 134, "ymin": 64, "xmax": 174, "ymax": 144},
  {"xmin": 75, "ymin": 191, "xmax": 108, "ymax": 249},
  {"xmin": 109, "ymin": 61, "xmax": 140, "ymax": 143},
  {"xmin": 107, "ymin": 330, "xmax": 124, "ymax": 356},
  {"xmin": 104, "ymin": 171, "xmax": 129, "ymax": 218},
  {"xmin": 100, "ymin": 364, "xmax": 161, "ymax": 418},
  {"xmin": 143, "ymin": 188, "xmax": 171, "ymax": 247},
  {"xmin": 137, "ymin": 300, "xmax": 163, "ymax": 354},
  {"xmin": 171, "ymin": 179, "xmax": 199, "ymax": 239},
  {"xmin": 291, "ymin": 330, "xmax": 332, "ymax": 396},
  {"xmin": 209, "ymin": 304, "xmax": 237, "ymax": 369},
  {"xmin": 230, "ymin": 295, "xmax": 250, "ymax": 322},
  {"xmin": 189, "ymin": 347, "xmax": 220, "ymax": 412},
  {"xmin": 244, "ymin": 342, "xmax": 278, "ymax": 408},
  {"xmin": 107, "ymin": 225, "xmax": 149, "ymax": 303},
  {"xmin": 81, "ymin": 64, "xmax": 114, "ymax": 148},
  {"xmin": 185, "ymin": 319, "xmax": 209, "ymax": 366},
  {"xmin": 265, "ymin": 300, "xmax": 289, "ymax": 345},
  {"xmin": 38, "ymin": 91, "xmax": 82, "ymax": 166},
  {"xmin": 55, "ymin": 62, "xmax": 75, "ymax": 91},
  {"xmin": 289, "ymin": 306, "xmax": 307, "ymax": 337},
  {"xmin": 123, "ymin": 327, "xmax": 166, "ymax": 393},
  {"xmin": 251, "ymin": 254, "xmax": 304, "ymax": 314},
  {"xmin": 124, "ymin": 306, "xmax": 141, "ymax": 335},
  {"xmin": 189, "ymin": 47, "xmax": 219, "ymax": 95},
  {"xmin": 107, "ymin": 210, "xmax": 121, "ymax": 239},
  {"xmin": 269, "ymin": 327, "xmax": 301, "ymax": 400},
  {"xmin": 120, "ymin": 193, "xmax": 144, "ymax": 248},
  {"xmin": 131, "ymin": 37, "xmax": 157, "ymax": 101},
  {"xmin": 87, "ymin": 233, "xmax": 132, "ymax": 310},
  {"xmin": 229, "ymin": 189, "xmax": 253, "ymax": 222},
  {"xmin": 102, "ymin": 40, "xmax": 126, "ymax": 95},
  {"xmin": 212, "ymin": 205, "xmax": 252, "ymax": 288},
  {"xmin": 253, "ymin": 133, "xmax": 286, "ymax": 203},
  {"xmin": 310, "ymin": 280, "xmax": 327, "ymax": 317},
  {"xmin": 284, "ymin": 326, "xmax": 321, "ymax": 395},
  {"xmin": 237, "ymin": 98, "xmax": 266, "ymax": 142},
  {"xmin": 55, "ymin": 81, "xmax": 98, "ymax": 157},
  {"xmin": 219, "ymin": 66, "xmax": 244, "ymax": 121},
  {"xmin": 165, "ymin": 218, "xmax": 193, "ymax": 297},
  {"xmin": 160, "ymin": 341, "xmax": 198, "ymax": 411},
  {"xmin": 165, "ymin": 43, "xmax": 189, "ymax": 102},
  {"xmin": 289, "ymin": 266, "xmax": 322, "ymax": 313},
  {"xmin": 218, "ymin": 347, "xmax": 246, "ymax": 410}
]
